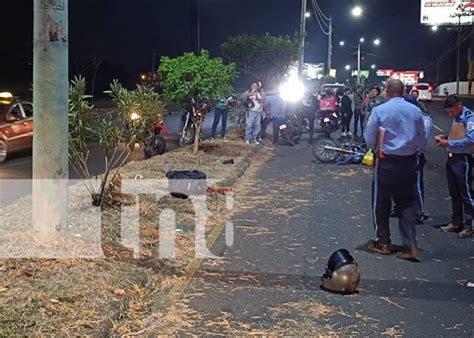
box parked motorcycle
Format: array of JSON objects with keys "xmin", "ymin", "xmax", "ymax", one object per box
[
  {"xmin": 179, "ymin": 98, "xmax": 213, "ymax": 147},
  {"xmin": 316, "ymin": 92, "xmax": 342, "ymax": 137},
  {"xmin": 128, "ymin": 110, "xmax": 168, "ymax": 158},
  {"xmin": 144, "ymin": 120, "xmax": 168, "ymax": 158},
  {"xmin": 278, "ymin": 113, "xmax": 302, "ymax": 146}
]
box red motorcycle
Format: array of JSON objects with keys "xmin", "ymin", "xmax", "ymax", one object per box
[
  {"xmin": 316, "ymin": 91, "xmax": 342, "ymax": 137},
  {"xmin": 144, "ymin": 119, "xmax": 169, "ymax": 158}
]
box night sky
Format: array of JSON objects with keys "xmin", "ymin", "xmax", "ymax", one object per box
[{"xmin": 1, "ymin": 0, "xmax": 469, "ymax": 93}]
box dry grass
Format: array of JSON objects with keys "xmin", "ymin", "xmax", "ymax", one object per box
[{"xmin": 0, "ymin": 141, "xmax": 259, "ymax": 335}]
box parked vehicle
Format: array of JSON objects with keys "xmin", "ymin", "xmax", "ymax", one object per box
[
  {"xmin": 144, "ymin": 120, "xmax": 168, "ymax": 158},
  {"xmin": 278, "ymin": 112, "xmax": 302, "ymax": 146},
  {"xmin": 0, "ymin": 92, "xmax": 33, "ymax": 163},
  {"xmin": 411, "ymin": 83, "xmax": 433, "ymax": 101},
  {"xmin": 179, "ymin": 98, "xmax": 213, "ymax": 147},
  {"xmin": 316, "ymin": 90, "xmax": 342, "ymax": 137}
]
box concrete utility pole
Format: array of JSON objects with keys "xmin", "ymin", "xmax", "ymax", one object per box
[
  {"xmin": 298, "ymin": 0, "xmax": 307, "ymax": 78},
  {"xmin": 357, "ymin": 42, "xmax": 361, "ymax": 85},
  {"xmin": 456, "ymin": 13, "xmax": 461, "ymax": 95},
  {"xmin": 33, "ymin": 0, "xmax": 69, "ymax": 236},
  {"xmin": 327, "ymin": 15, "xmax": 333, "ymax": 74}
]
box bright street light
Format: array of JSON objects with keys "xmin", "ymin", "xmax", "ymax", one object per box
[
  {"xmin": 339, "ymin": 41, "xmax": 345, "ymax": 46},
  {"xmin": 431, "ymin": 25, "xmax": 438, "ymax": 31},
  {"xmin": 345, "ymin": 65, "xmax": 351, "ymax": 70},
  {"xmin": 352, "ymin": 6, "xmax": 363, "ymax": 17},
  {"xmin": 371, "ymin": 64, "xmax": 376, "ymax": 69},
  {"xmin": 373, "ymin": 38, "xmax": 381, "ymax": 46},
  {"xmin": 359, "ymin": 37, "xmax": 365, "ymax": 43},
  {"xmin": 305, "ymin": 12, "xmax": 311, "ymax": 18}
]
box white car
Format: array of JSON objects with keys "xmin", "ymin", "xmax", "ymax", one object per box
[{"xmin": 412, "ymin": 83, "xmax": 432, "ymax": 101}]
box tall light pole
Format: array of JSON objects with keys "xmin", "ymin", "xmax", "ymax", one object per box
[
  {"xmin": 456, "ymin": 11, "xmax": 462, "ymax": 95},
  {"xmin": 357, "ymin": 38, "xmax": 364, "ymax": 84},
  {"xmin": 327, "ymin": 15, "xmax": 333, "ymax": 73},
  {"xmin": 298, "ymin": 0, "xmax": 307, "ymax": 78},
  {"xmin": 33, "ymin": 0, "xmax": 69, "ymax": 236}
]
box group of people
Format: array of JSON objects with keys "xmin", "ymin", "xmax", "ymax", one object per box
[{"xmin": 364, "ymin": 79, "xmax": 473, "ymax": 263}]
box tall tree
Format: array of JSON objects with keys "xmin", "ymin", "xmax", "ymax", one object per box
[
  {"xmin": 33, "ymin": 0, "xmax": 69, "ymax": 237},
  {"xmin": 221, "ymin": 34, "xmax": 299, "ymax": 88}
]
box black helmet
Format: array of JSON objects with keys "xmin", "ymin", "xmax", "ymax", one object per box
[{"xmin": 321, "ymin": 249, "xmax": 360, "ymax": 294}]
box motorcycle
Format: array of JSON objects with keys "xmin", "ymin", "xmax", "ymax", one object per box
[
  {"xmin": 316, "ymin": 93, "xmax": 342, "ymax": 137},
  {"xmin": 179, "ymin": 98, "xmax": 213, "ymax": 147},
  {"xmin": 144, "ymin": 120, "xmax": 168, "ymax": 158},
  {"xmin": 128, "ymin": 110, "xmax": 168, "ymax": 158},
  {"xmin": 278, "ymin": 112, "xmax": 302, "ymax": 146}
]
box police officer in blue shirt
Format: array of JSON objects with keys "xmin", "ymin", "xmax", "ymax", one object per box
[
  {"xmin": 364, "ymin": 79, "xmax": 426, "ymax": 261},
  {"xmin": 403, "ymin": 89, "xmax": 434, "ymax": 222},
  {"xmin": 436, "ymin": 95, "xmax": 474, "ymax": 239}
]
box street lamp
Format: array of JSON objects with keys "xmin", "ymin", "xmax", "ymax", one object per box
[
  {"xmin": 373, "ymin": 38, "xmax": 381, "ymax": 46},
  {"xmin": 352, "ymin": 6, "xmax": 363, "ymax": 17},
  {"xmin": 371, "ymin": 64, "xmax": 376, "ymax": 69},
  {"xmin": 339, "ymin": 41, "xmax": 345, "ymax": 46},
  {"xmin": 356, "ymin": 38, "xmax": 381, "ymax": 84},
  {"xmin": 345, "ymin": 65, "xmax": 351, "ymax": 71},
  {"xmin": 359, "ymin": 37, "xmax": 365, "ymax": 43},
  {"xmin": 305, "ymin": 12, "xmax": 311, "ymax": 18}
]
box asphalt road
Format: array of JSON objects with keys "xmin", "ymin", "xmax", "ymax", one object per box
[
  {"xmin": 0, "ymin": 110, "xmax": 227, "ymax": 206},
  {"xmin": 174, "ymin": 99, "xmax": 474, "ymax": 335}
]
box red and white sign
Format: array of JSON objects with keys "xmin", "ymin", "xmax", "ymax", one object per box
[
  {"xmin": 376, "ymin": 69, "xmax": 394, "ymax": 77},
  {"xmin": 391, "ymin": 71, "xmax": 420, "ymax": 85},
  {"xmin": 421, "ymin": 0, "xmax": 474, "ymax": 26}
]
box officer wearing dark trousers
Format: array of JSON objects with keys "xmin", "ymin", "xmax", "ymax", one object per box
[
  {"xmin": 364, "ymin": 79, "xmax": 426, "ymax": 261},
  {"xmin": 436, "ymin": 95, "xmax": 474, "ymax": 239}
]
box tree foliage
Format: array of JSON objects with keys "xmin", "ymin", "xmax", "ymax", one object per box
[
  {"xmin": 68, "ymin": 76, "xmax": 166, "ymax": 206},
  {"xmin": 158, "ymin": 50, "xmax": 237, "ymax": 110},
  {"xmin": 221, "ymin": 33, "xmax": 300, "ymax": 87}
]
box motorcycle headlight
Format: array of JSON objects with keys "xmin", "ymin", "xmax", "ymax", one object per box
[
  {"xmin": 130, "ymin": 112, "xmax": 141, "ymax": 121},
  {"xmin": 280, "ymin": 79, "xmax": 305, "ymax": 103}
]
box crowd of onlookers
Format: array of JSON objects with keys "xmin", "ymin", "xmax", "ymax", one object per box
[{"xmin": 209, "ymin": 80, "xmax": 427, "ymax": 145}]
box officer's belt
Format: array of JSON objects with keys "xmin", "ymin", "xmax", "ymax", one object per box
[{"xmin": 448, "ymin": 153, "xmax": 472, "ymax": 159}]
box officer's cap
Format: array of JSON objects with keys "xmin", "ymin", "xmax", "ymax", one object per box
[{"xmin": 444, "ymin": 95, "xmax": 461, "ymax": 108}]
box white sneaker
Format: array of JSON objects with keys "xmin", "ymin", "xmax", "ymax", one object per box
[
  {"xmin": 223, "ymin": 138, "xmax": 229, "ymax": 143},
  {"xmin": 255, "ymin": 140, "xmax": 260, "ymax": 145},
  {"xmin": 211, "ymin": 138, "xmax": 216, "ymax": 143},
  {"xmin": 341, "ymin": 132, "xmax": 347, "ymax": 137},
  {"xmin": 347, "ymin": 131, "xmax": 353, "ymax": 137},
  {"xmin": 245, "ymin": 140, "xmax": 250, "ymax": 144}
]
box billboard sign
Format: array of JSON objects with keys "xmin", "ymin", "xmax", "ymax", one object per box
[{"xmin": 421, "ymin": 0, "xmax": 474, "ymax": 26}]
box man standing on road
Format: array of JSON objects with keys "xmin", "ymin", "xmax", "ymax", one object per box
[
  {"xmin": 353, "ymin": 85, "xmax": 365, "ymax": 139},
  {"xmin": 364, "ymin": 79, "xmax": 426, "ymax": 261},
  {"xmin": 404, "ymin": 89, "xmax": 433, "ymax": 222},
  {"xmin": 265, "ymin": 92, "xmax": 287, "ymax": 145},
  {"xmin": 341, "ymin": 88, "xmax": 354, "ymax": 137},
  {"xmin": 436, "ymin": 95, "xmax": 474, "ymax": 239}
]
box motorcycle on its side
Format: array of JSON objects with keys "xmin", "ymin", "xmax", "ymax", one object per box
[{"xmin": 278, "ymin": 112, "xmax": 302, "ymax": 146}]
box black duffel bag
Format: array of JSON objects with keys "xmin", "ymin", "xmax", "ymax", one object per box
[{"xmin": 165, "ymin": 170, "xmax": 208, "ymax": 199}]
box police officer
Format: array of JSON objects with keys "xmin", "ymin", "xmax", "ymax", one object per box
[
  {"xmin": 436, "ymin": 95, "xmax": 474, "ymax": 239},
  {"xmin": 364, "ymin": 79, "xmax": 426, "ymax": 261},
  {"xmin": 404, "ymin": 89, "xmax": 434, "ymax": 222}
]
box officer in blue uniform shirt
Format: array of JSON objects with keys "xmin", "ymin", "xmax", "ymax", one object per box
[
  {"xmin": 403, "ymin": 89, "xmax": 434, "ymax": 222},
  {"xmin": 364, "ymin": 79, "xmax": 426, "ymax": 261},
  {"xmin": 436, "ymin": 95, "xmax": 474, "ymax": 239}
]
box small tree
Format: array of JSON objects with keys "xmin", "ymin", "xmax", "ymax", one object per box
[
  {"xmin": 321, "ymin": 75, "xmax": 336, "ymax": 85},
  {"xmin": 159, "ymin": 50, "xmax": 236, "ymax": 153},
  {"xmin": 69, "ymin": 76, "xmax": 166, "ymax": 206},
  {"xmin": 221, "ymin": 33, "xmax": 299, "ymax": 87}
]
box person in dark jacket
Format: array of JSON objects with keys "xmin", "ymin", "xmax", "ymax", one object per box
[{"xmin": 341, "ymin": 88, "xmax": 354, "ymax": 137}]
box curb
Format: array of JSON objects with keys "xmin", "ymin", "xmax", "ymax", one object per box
[{"xmin": 152, "ymin": 143, "xmax": 265, "ymax": 314}]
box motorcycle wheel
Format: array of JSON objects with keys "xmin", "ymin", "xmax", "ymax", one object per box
[
  {"xmin": 179, "ymin": 126, "xmax": 195, "ymax": 147},
  {"xmin": 312, "ymin": 137, "xmax": 341, "ymax": 162},
  {"xmin": 144, "ymin": 135, "xmax": 167, "ymax": 158}
]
